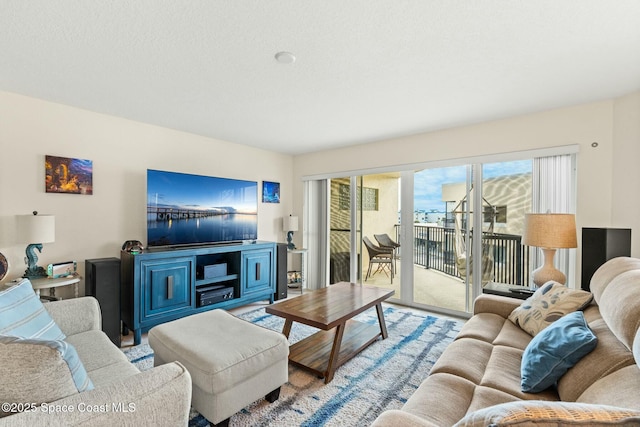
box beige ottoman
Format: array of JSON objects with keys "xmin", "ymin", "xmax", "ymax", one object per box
[{"xmin": 148, "ymin": 309, "xmax": 289, "ymax": 426}]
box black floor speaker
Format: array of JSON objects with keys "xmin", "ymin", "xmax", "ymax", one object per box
[
  {"xmin": 275, "ymin": 243, "xmax": 287, "ymax": 300},
  {"xmin": 85, "ymin": 257, "xmax": 121, "ymax": 347},
  {"xmin": 581, "ymin": 228, "xmax": 631, "ymax": 291}
]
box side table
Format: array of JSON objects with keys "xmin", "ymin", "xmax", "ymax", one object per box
[
  {"xmin": 30, "ymin": 275, "xmax": 81, "ymax": 300},
  {"xmin": 482, "ymin": 281, "xmax": 534, "ymax": 300},
  {"xmin": 287, "ymin": 248, "xmax": 307, "ymax": 293}
]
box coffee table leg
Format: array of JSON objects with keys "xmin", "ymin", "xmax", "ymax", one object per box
[
  {"xmin": 325, "ymin": 323, "xmax": 345, "ymax": 384},
  {"xmin": 375, "ymin": 303, "xmax": 389, "ymax": 339},
  {"xmin": 282, "ymin": 319, "xmax": 293, "ymax": 339}
]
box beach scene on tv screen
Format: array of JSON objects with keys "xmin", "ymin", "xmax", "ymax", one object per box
[{"xmin": 147, "ymin": 169, "xmax": 258, "ymax": 247}]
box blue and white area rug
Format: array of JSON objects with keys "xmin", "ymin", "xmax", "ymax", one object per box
[{"xmin": 123, "ymin": 305, "xmax": 462, "ymax": 427}]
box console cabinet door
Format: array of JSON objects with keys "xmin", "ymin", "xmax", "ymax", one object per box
[
  {"xmin": 242, "ymin": 250, "xmax": 273, "ymax": 296},
  {"xmin": 142, "ymin": 257, "xmax": 193, "ymax": 319}
]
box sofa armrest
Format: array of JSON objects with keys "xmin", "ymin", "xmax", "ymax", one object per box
[
  {"xmin": 371, "ymin": 410, "xmax": 442, "ymax": 427},
  {"xmin": 44, "ymin": 297, "xmax": 102, "ymax": 336},
  {"xmin": 0, "ymin": 362, "xmax": 192, "ymax": 427},
  {"xmin": 473, "ymin": 293, "xmax": 523, "ymax": 318}
]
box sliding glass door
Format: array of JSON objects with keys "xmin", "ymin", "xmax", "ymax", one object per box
[
  {"xmin": 359, "ymin": 173, "xmax": 401, "ymax": 298},
  {"xmin": 412, "ymin": 165, "xmax": 473, "ymax": 312},
  {"xmin": 481, "ymin": 160, "xmax": 533, "ymax": 286},
  {"xmin": 328, "ymin": 174, "xmax": 401, "ymax": 296},
  {"xmin": 325, "ymin": 162, "xmax": 535, "ymax": 315},
  {"xmin": 329, "ymin": 177, "xmax": 354, "ymax": 284},
  {"xmin": 307, "ymin": 149, "xmax": 576, "ymax": 317}
]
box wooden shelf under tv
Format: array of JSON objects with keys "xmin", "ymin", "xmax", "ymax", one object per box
[{"xmin": 195, "ymin": 274, "xmax": 239, "ymax": 287}]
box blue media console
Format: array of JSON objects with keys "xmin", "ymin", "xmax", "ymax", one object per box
[{"xmin": 120, "ymin": 240, "xmax": 276, "ymax": 345}]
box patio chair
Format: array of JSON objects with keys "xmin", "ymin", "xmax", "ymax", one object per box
[
  {"xmin": 374, "ymin": 233, "xmax": 401, "ymax": 270},
  {"xmin": 363, "ymin": 236, "xmax": 394, "ymax": 283}
]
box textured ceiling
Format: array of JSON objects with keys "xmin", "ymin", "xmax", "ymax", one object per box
[{"xmin": 2, "ymin": 1, "xmax": 640, "ymax": 155}]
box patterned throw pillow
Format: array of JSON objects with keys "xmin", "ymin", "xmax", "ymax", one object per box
[
  {"xmin": 0, "ymin": 279, "xmax": 65, "ymax": 340},
  {"xmin": 454, "ymin": 401, "xmax": 640, "ymax": 427},
  {"xmin": 508, "ymin": 281, "xmax": 593, "ymax": 336},
  {"xmin": 0, "ymin": 335, "xmax": 94, "ymax": 393},
  {"xmin": 0, "ymin": 334, "xmax": 94, "ymax": 417}
]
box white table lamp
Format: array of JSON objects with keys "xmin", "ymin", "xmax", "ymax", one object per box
[
  {"xmin": 523, "ymin": 213, "xmax": 577, "ymax": 287},
  {"xmin": 283, "ymin": 215, "xmax": 299, "ymax": 250},
  {"xmin": 18, "ymin": 211, "xmax": 55, "ymax": 279}
]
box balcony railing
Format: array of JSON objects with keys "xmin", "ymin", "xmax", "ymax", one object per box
[
  {"xmin": 398, "ymin": 224, "xmax": 530, "ymax": 286},
  {"xmin": 330, "ymin": 224, "xmax": 530, "ymax": 286}
]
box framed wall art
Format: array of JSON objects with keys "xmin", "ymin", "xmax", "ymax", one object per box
[
  {"xmin": 262, "ymin": 181, "xmax": 280, "ymax": 203},
  {"xmin": 45, "ymin": 155, "xmax": 93, "ymax": 195}
]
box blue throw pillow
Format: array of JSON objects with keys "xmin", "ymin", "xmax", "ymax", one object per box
[
  {"xmin": 521, "ymin": 311, "xmax": 597, "ymax": 393},
  {"xmin": 0, "ymin": 279, "xmax": 65, "ymax": 340},
  {"xmin": 0, "ymin": 334, "xmax": 94, "ymax": 392}
]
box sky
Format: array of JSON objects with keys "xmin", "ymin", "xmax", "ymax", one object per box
[
  {"xmin": 147, "ymin": 169, "xmax": 258, "ymax": 212},
  {"xmin": 413, "ymin": 160, "xmax": 532, "ymax": 212}
]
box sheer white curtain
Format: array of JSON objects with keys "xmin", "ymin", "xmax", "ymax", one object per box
[
  {"xmin": 531, "ymin": 154, "xmax": 578, "ymax": 286},
  {"xmin": 303, "ymin": 180, "xmax": 329, "ymax": 289}
]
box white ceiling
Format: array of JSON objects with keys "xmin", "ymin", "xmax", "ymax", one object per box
[{"xmin": 2, "ymin": 1, "xmax": 640, "ymax": 155}]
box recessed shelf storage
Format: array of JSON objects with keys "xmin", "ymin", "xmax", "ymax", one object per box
[
  {"xmin": 121, "ymin": 241, "xmax": 276, "ymax": 346},
  {"xmin": 194, "ymin": 251, "xmax": 241, "ymax": 298},
  {"xmin": 195, "ymin": 274, "xmax": 238, "ymax": 287}
]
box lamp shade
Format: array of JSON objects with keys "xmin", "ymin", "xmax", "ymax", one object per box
[
  {"xmin": 17, "ymin": 214, "xmax": 55, "ymax": 244},
  {"xmin": 283, "ymin": 215, "xmax": 299, "ymax": 232},
  {"xmin": 523, "ymin": 213, "xmax": 577, "ymax": 249}
]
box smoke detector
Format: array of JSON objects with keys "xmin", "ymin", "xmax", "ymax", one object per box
[{"xmin": 275, "ymin": 51, "xmax": 296, "ymax": 64}]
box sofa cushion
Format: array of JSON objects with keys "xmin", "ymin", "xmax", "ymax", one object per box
[
  {"xmin": 481, "ymin": 345, "xmax": 526, "ymax": 397},
  {"xmin": 557, "ymin": 306, "xmax": 637, "ymax": 402},
  {"xmin": 430, "ymin": 338, "xmax": 494, "ymax": 384},
  {"xmin": 577, "ymin": 365, "xmax": 640, "ymax": 411},
  {"xmin": 457, "ymin": 313, "xmax": 531, "ymax": 351},
  {"xmin": 431, "ymin": 337, "xmax": 558, "ymax": 402},
  {"xmin": 402, "ymin": 373, "xmax": 481, "ymax": 426},
  {"xmin": 508, "ymin": 281, "xmax": 592, "ymax": 336},
  {"xmin": 521, "ymin": 311, "xmax": 597, "ymax": 393},
  {"xmin": 636, "ymin": 327, "xmax": 640, "ymax": 371},
  {"xmin": 3, "ymin": 362, "xmax": 193, "ymax": 426},
  {"xmin": 0, "ymin": 335, "xmax": 93, "ymax": 416},
  {"xmin": 65, "ymin": 330, "xmax": 139, "ymax": 387},
  {"xmin": 454, "ymin": 401, "xmax": 640, "ymax": 426},
  {"xmin": 0, "ymin": 279, "xmax": 65, "ymax": 340},
  {"xmin": 592, "ymin": 268, "xmax": 640, "ymax": 351},
  {"xmin": 589, "ymin": 257, "xmax": 640, "ymax": 304}
]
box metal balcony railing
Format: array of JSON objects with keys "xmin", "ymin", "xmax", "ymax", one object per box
[
  {"xmin": 329, "ymin": 224, "xmax": 531, "ymax": 286},
  {"xmin": 398, "ymin": 224, "xmax": 530, "ymax": 286}
]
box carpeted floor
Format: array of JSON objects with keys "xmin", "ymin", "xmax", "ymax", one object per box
[{"xmin": 123, "ymin": 305, "xmax": 462, "ymax": 426}]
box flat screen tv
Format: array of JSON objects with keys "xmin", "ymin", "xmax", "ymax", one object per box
[{"xmin": 147, "ymin": 169, "xmax": 258, "ymax": 248}]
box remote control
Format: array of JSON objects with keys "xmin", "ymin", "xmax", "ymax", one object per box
[{"xmin": 510, "ymin": 288, "xmax": 534, "ymax": 294}]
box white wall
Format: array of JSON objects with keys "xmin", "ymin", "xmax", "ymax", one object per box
[
  {"xmin": 0, "ymin": 91, "xmax": 293, "ymax": 297},
  {"xmin": 293, "ymin": 93, "xmax": 640, "ymax": 285},
  {"xmin": 2, "ymin": 90, "xmax": 637, "ymax": 295},
  {"xmin": 612, "ymin": 91, "xmax": 640, "ymax": 255}
]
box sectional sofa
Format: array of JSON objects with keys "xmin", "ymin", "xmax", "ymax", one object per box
[{"xmin": 372, "ymin": 257, "xmax": 640, "ymax": 426}]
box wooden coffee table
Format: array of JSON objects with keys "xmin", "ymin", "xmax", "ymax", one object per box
[{"xmin": 265, "ymin": 281, "xmax": 394, "ymax": 383}]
